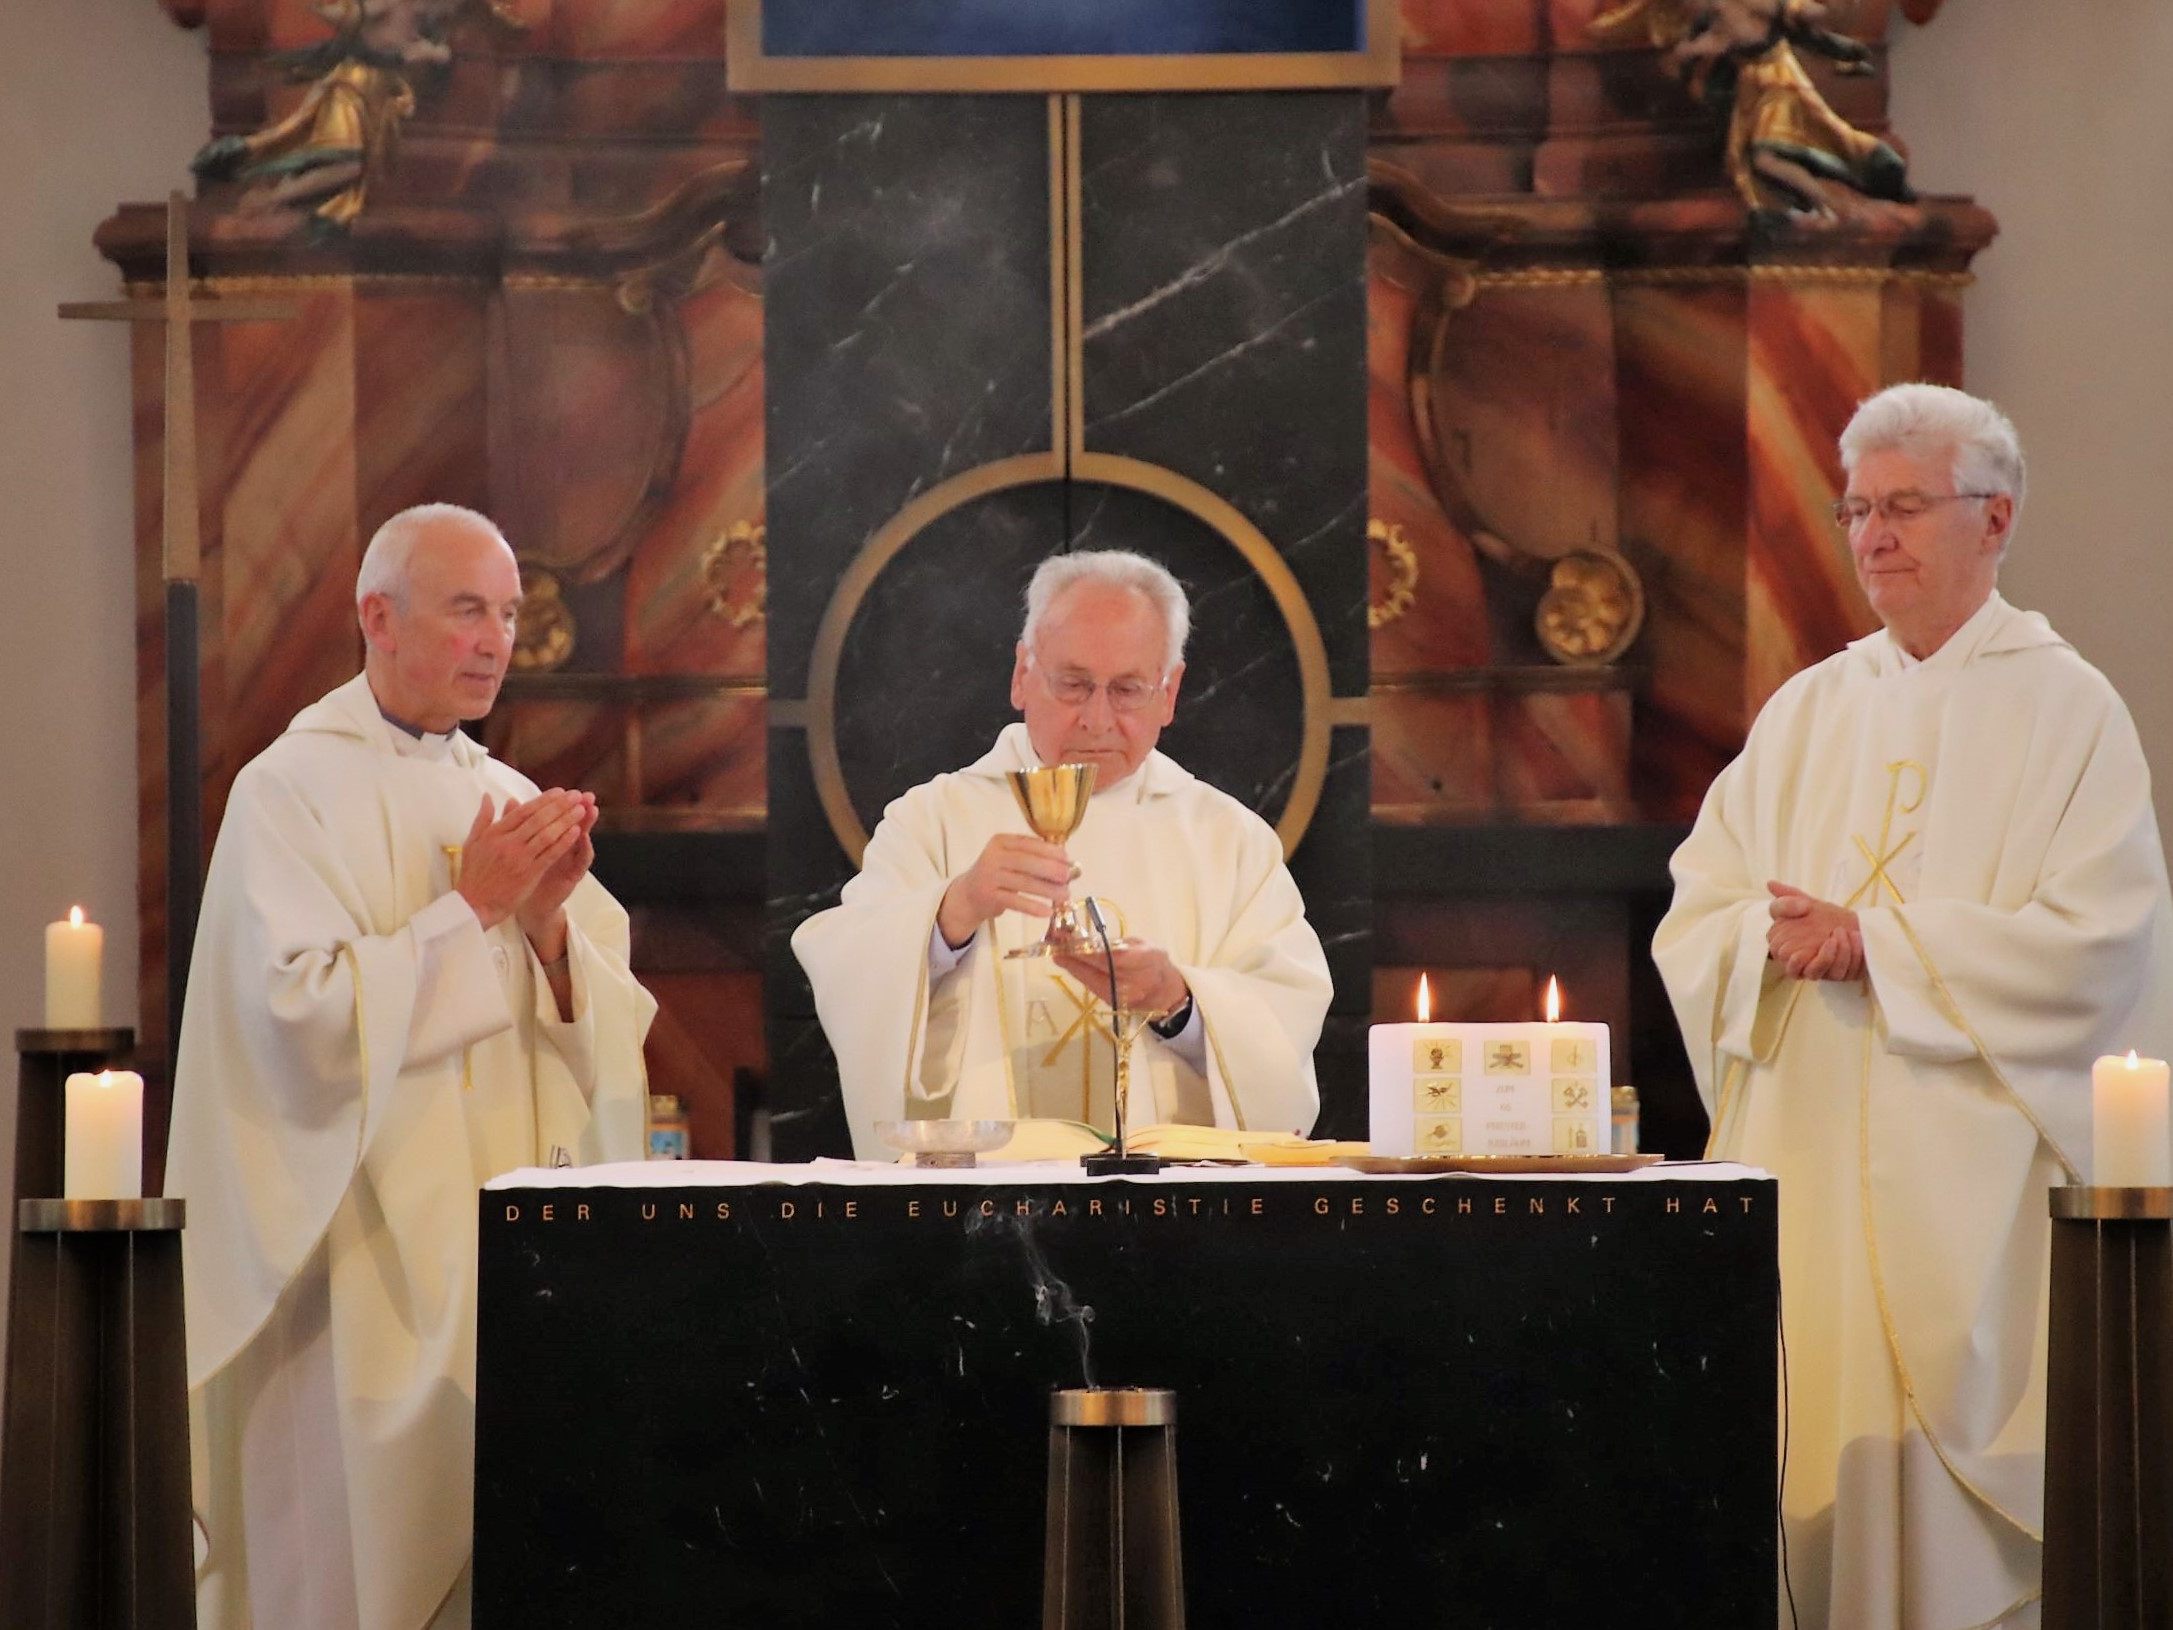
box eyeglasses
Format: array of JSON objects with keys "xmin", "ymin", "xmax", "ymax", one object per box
[
  {"xmin": 1831, "ymin": 490, "xmax": 1997, "ymax": 531},
  {"xmin": 1031, "ymin": 661, "xmax": 1166, "ymax": 715}
]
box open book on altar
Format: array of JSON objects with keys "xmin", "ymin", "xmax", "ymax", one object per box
[{"xmin": 974, "ymin": 1119, "xmax": 1372, "ymax": 1166}]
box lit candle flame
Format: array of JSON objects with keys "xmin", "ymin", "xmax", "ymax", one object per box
[
  {"xmin": 2129, "ymin": 1050, "xmax": 2141, "ymax": 1069},
  {"xmin": 1545, "ymin": 976, "xmax": 1562, "ymax": 1023},
  {"xmin": 1415, "ymin": 972, "xmax": 1431, "ymax": 1023},
  {"xmin": 68, "ymin": 905, "xmax": 84, "ymax": 928}
]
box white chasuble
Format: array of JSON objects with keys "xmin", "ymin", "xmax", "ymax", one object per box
[
  {"xmin": 166, "ymin": 673, "xmax": 654, "ymax": 1630},
  {"xmin": 794, "ymin": 724, "xmax": 1333, "ymax": 1158},
  {"xmin": 1013, "ymin": 956, "xmax": 1121, "ymax": 1126},
  {"xmin": 1655, "ymin": 594, "xmax": 2173, "ymax": 1630}
]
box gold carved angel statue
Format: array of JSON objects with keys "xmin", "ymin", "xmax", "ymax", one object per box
[
  {"xmin": 191, "ymin": 0, "xmax": 534, "ymax": 231},
  {"xmin": 1591, "ymin": 0, "xmax": 1913, "ymax": 220}
]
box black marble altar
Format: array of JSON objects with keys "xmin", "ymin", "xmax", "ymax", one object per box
[
  {"xmin": 762, "ymin": 89, "xmax": 1371, "ymax": 1155},
  {"xmin": 474, "ymin": 1170, "xmax": 1777, "ymax": 1627}
]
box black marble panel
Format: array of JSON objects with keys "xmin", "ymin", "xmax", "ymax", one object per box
[
  {"xmin": 764, "ymin": 731, "xmax": 841, "ymax": 1011},
  {"xmin": 1066, "ymin": 484, "xmax": 1305, "ymax": 821},
  {"xmin": 1078, "ymin": 94, "xmax": 1370, "ymax": 699},
  {"xmin": 763, "ymin": 93, "xmax": 1056, "ymax": 701},
  {"xmin": 475, "ymin": 1172, "xmax": 1779, "ymax": 1628},
  {"xmin": 762, "ymin": 90, "xmax": 1372, "ymax": 1155},
  {"xmin": 831, "ymin": 485, "xmax": 1065, "ymax": 832}
]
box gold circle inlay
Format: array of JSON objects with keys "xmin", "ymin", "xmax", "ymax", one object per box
[{"xmin": 797, "ymin": 452, "xmax": 1338, "ymax": 866}]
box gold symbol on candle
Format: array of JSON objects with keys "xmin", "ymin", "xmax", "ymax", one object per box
[
  {"xmin": 1485, "ymin": 1041, "xmax": 1529, "ymax": 1076},
  {"xmin": 1419, "ymin": 1117, "xmax": 1463, "ymax": 1153},
  {"xmin": 1550, "ymin": 1037, "xmax": 1593, "ymax": 1073},
  {"xmin": 1552, "ymin": 1118, "xmax": 1595, "ymax": 1153},
  {"xmin": 1552, "ymin": 1078, "xmax": 1594, "ymax": 1113},
  {"xmin": 1412, "ymin": 1037, "xmax": 1461, "ymax": 1074},
  {"xmin": 1414, "ymin": 1077, "xmax": 1462, "ymax": 1112}
]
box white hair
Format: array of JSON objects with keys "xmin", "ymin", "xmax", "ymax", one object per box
[
  {"xmin": 1839, "ymin": 383, "xmax": 2027, "ymax": 543},
  {"xmin": 1021, "ymin": 549, "xmax": 1190, "ymax": 675},
  {"xmin": 355, "ymin": 503, "xmax": 508, "ymax": 613}
]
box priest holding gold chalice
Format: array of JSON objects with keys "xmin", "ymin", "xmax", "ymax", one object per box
[{"xmin": 793, "ymin": 549, "xmax": 1333, "ymax": 1159}]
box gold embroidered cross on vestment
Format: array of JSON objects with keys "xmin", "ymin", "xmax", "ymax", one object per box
[{"xmin": 1842, "ymin": 760, "xmax": 1927, "ymax": 908}]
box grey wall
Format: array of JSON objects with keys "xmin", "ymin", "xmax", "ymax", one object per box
[
  {"xmin": 0, "ymin": 0, "xmax": 207, "ymax": 1419},
  {"xmin": 1890, "ymin": 4, "xmax": 2173, "ymax": 820}
]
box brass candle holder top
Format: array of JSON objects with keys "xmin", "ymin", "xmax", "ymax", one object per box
[{"xmin": 2050, "ymin": 1186, "xmax": 2173, "ymax": 1221}]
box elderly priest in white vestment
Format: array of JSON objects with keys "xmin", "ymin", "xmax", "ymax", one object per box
[
  {"xmin": 166, "ymin": 504, "xmax": 655, "ymax": 1630},
  {"xmin": 1654, "ymin": 384, "xmax": 2173, "ymax": 1629},
  {"xmin": 795, "ymin": 549, "xmax": 1333, "ymax": 1158}
]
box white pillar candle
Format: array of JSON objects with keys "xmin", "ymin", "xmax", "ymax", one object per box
[
  {"xmin": 63, "ymin": 1069, "xmax": 143, "ymax": 1199},
  {"xmin": 2093, "ymin": 1052, "xmax": 2172, "ymax": 1187},
  {"xmin": 1368, "ymin": 974, "xmax": 1611, "ymax": 1157},
  {"xmin": 45, "ymin": 906, "xmax": 102, "ymax": 1029}
]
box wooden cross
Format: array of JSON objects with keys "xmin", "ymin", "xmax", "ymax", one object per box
[{"xmin": 59, "ymin": 191, "xmax": 295, "ymax": 1080}]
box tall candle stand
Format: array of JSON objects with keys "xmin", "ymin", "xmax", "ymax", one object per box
[
  {"xmin": 0, "ymin": 1029, "xmax": 196, "ymax": 1628},
  {"xmin": 5, "ymin": 1027, "xmax": 136, "ymax": 1402},
  {"xmin": 2043, "ymin": 1185, "xmax": 2173, "ymax": 1627}
]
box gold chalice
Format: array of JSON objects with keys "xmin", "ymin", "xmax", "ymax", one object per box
[{"xmin": 1003, "ymin": 763, "xmax": 1099, "ymax": 959}]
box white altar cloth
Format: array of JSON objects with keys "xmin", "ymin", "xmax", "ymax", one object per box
[{"xmin": 486, "ymin": 1159, "xmax": 1768, "ymax": 1190}]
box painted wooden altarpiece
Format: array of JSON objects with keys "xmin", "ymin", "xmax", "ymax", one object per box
[{"xmin": 104, "ymin": 0, "xmax": 1979, "ymax": 1166}]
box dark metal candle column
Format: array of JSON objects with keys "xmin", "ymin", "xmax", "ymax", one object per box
[
  {"xmin": 2044, "ymin": 1186, "xmax": 2173, "ymax": 1628},
  {"xmin": 1044, "ymin": 1386, "xmax": 1184, "ymax": 1630},
  {"xmin": 0, "ymin": 1198, "xmax": 196, "ymax": 1630}
]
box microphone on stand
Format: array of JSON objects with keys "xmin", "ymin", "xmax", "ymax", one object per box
[{"xmin": 1081, "ymin": 894, "xmax": 1163, "ymax": 1177}]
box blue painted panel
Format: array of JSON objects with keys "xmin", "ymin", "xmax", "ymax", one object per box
[{"xmin": 762, "ymin": 0, "xmax": 1364, "ymax": 59}]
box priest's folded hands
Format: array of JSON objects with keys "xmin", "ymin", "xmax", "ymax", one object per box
[
  {"xmin": 454, "ymin": 788, "xmax": 592, "ymax": 923},
  {"xmin": 1764, "ymin": 880, "xmax": 1864, "ymax": 981}
]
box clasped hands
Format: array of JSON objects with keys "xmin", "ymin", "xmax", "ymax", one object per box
[
  {"xmin": 455, "ymin": 788, "xmax": 597, "ymax": 963},
  {"xmin": 1766, "ymin": 881, "xmax": 1863, "ymax": 982},
  {"xmin": 936, "ymin": 834, "xmax": 1190, "ymax": 1016}
]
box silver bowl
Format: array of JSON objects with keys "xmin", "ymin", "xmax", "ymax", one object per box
[{"xmin": 874, "ymin": 1119, "xmax": 1014, "ymax": 1168}]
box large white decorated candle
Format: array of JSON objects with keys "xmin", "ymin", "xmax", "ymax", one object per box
[
  {"xmin": 1368, "ymin": 974, "xmax": 1611, "ymax": 1157},
  {"xmin": 64, "ymin": 1069, "xmax": 143, "ymax": 1199},
  {"xmin": 45, "ymin": 905, "xmax": 102, "ymax": 1029},
  {"xmin": 2093, "ymin": 1051, "xmax": 2172, "ymax": 1187}
]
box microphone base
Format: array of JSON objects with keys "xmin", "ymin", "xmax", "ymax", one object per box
[{"xmin": 1081, "ymin": 1152, "xmax": 1167, "ymax": 1176}]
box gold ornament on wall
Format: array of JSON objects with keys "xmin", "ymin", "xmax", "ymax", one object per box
[
  {"xmin": 1367, "ymin": 519, "xmax": 1419, "ymax": 629},
  {"xmin": 1589, "ymin": 0, "xmax": 1912, "ymax": 220},
  {"xmin": 188, "ymin": 0, "xmax": 534, "ymax": 231},
  {"xmin": 1535, "ymin": 551, "xmax": 1646, "ymax": 666},
  {"xmin": 511, "ymin": 567, "xmax": 576, "ymax": 672},
  {"xmin": 702, "ymin": 521, "xmax": 768, "ymax": 628}
]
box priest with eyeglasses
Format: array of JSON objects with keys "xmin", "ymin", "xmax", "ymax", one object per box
[
  {"xmin": 1654, "ymin": 383, "xmax": 2173, "ymax": 1628},
  {"xmin": 794, "ymin": 549, "xmax": 1332, "ymax": 1158}
]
